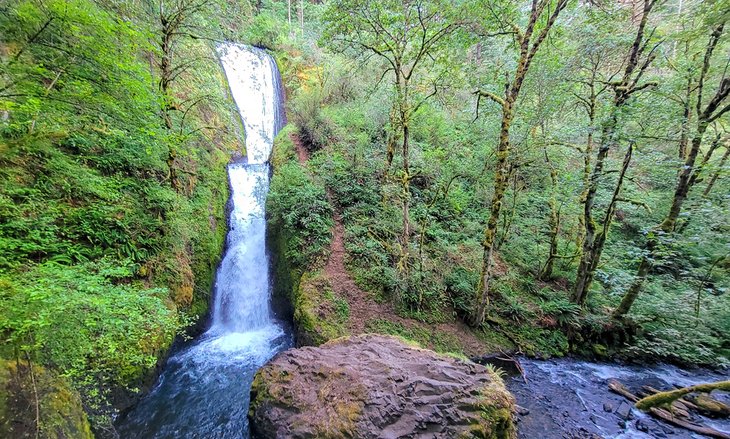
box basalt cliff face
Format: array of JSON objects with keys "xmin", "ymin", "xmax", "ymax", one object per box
[{"xmin": 249, "ymin": 334, "xmax": 516, "ymax": 439}]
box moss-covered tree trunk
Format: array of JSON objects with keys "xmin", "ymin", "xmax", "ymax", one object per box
[
  {"xmin": 615, "ymin": 22, "xmax": 728, "ymax": 318},
  {"xmin": 703, "ymin": 145, "xmax": 729, "ymax": 197},
  {"xmin": 575, "ymin": 67, "xmax": 600, "ymax": 258},
  {"xmin": 474, "ymin": 107, "xmax": 513, "ymax": 324},
  {"xmin": 472, "ymin": 0, "xmax": 568, "ymax": 326},
  {"xmin": 540, "ymin": 149, "xmax": 560, "ymax": 280},
  {"xmin": 572, "ymin": 114, "xmax": 618, "ymax": 305},
  {"xmin": 572, "ymin": 0, "xmax": 659, "ymax": 306}
]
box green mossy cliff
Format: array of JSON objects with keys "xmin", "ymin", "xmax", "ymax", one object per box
[
  {"xmin": 0, "ymin": 360, "xmax": 92, "ymax": 439},
  {"xmin": 267, "ymin": 125, "xmax": 338, "ymax": 346}
]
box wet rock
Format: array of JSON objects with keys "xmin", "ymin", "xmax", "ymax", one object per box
[
  {"xmin": 603, "ymin": 402, "xmax": 614, "ymax": 413},
  {"xmin": 616, "ymin": 401, "xmax": 633, "ymax": 420},
  {"xmin": 636, "ymin": 419, "xmax": 650, "ymax": 432},
  {"xmin": 516, "ymin": 405, "xmax": 530, "ymax": 416},
  {"xmin": 249, "ymin": 334, "xmax": 516, "ymax": 438}
]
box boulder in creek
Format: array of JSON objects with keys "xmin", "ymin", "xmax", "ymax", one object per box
[{"xmin": 249, "ymin": 334, "xmax": 516, "ymax": 439}]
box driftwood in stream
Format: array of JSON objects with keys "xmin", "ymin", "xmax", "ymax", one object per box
[
  {"xmin": 642, "ymin": 384, "xmax": 730, "ymax": 418},
  {"xmin": 643, "ymin": 385, "xmax": 699, "ymax": 412},
  {"xmin": 687, "ymin": 394, "xmax": 730, "ymax": 418},
  {"xmin": 636, "ymin": 380, "xmax": 730, "ymax": 410},
  {"xmin": 472, "ymin": 352, "xmax": 526, "ymax": 382},
  {"xmin": 608, "ymin": 379, "xmax": 730, "ymax": 439},
  {"xmin": 639, "ymin": 386, "xmax": 691, "ymax": 419}
]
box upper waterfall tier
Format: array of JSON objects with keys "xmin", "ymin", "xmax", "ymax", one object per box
[{"xmin": 218, "ymin": 44, "xmax": 285, "ymax": 164}]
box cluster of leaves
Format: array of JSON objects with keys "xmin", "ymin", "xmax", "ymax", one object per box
[{"xmin": 267, "ymin": 129, "xmax": 333, "ymax": 268}]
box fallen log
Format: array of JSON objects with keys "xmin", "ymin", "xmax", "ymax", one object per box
[
  {"xmin": 640, "ymin": 386, "xmax": 690, "ymax": 418},
  {"xmin": 642, "ymin": 385, "xmax": 699, "ymax": 412},
  {"xmin": 648, "ymin": 408, "xmax": 730, "ymax": 439},
  {"xmin": 688, "ymin": 393, "xmax": 730, "ymax": 418},
  {"xmin": 608, "ymin": 379, "xmax": 730, "ymax": 439},
  {"xmin": 608, "ymin": 379, "xmax": 638, "ymax": 402},
  {"xmin": 635, "ymin": 380, "xmax": 730, "ymax": 412}
]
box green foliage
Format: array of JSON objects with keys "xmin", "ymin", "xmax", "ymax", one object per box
[
  {"xmin": 267, "ymin": 128, "xmax": 333, "ymax": 268},
  {"xmin": 365, "ymin": 319, "xmax": 465, "ymax": 356},
  {"xmin": 538, "ymin": 296, "xmax": 580, "ymax": 328},
  {"xmin": 445, "ymin": 267, "xmax": 479, "ymax": 318},
  {"xmin": 242, "ymin": 12, "xmax": 283, "ymax": 49},
  {"xmin": 291, "ymin": 91, "xmax": 337, "ymax": 152},
  {"xmin": 0, "ymin": 259, "xmax": 182, "ymax": 405}
]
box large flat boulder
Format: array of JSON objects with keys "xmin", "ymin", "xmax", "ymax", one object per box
[{"xmin": 249, "ymin": 334, "xmax": 515, "ymax": 439}]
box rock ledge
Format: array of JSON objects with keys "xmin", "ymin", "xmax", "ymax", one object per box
[{"xmin": 249, "ymin": 334, "xmax": 515, "ymax": 438}]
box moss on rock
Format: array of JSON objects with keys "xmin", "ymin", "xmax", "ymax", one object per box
[
  {"xmin": 249, "ymin": 334, "xmax": 516, "ymax": 438},
  {"xmin": 0, "ymin": 360, "xmax": 92, "ymax": 439},
  {"xmin": 293, "ymin": 271, "xmax": 348, "ymax": 345}
]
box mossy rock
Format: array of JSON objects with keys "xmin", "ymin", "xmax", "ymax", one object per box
[
  {"xmin": 0, "ymin": 360, "xmax": 92, "ymax": 439},
  {"xmin": 293, "ymin": 271, "xmax": 349, "ymax": 346},
  {"xmin": 249, "ymin": 334, "xmax": 516, "ymax": 438}
]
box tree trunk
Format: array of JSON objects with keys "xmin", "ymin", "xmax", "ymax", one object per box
[
  {"xmin": 661, "ymin": 123, "xmax": 709, "ymax": 232},
  {"xmin": 575, "ymin": 128, "xmax": 593, "ymax": 257},
  {"xmin": 399, "ymin": 121, "xmax": 411, "ymax": 280},
  {"xmin": 678, "ymin": 76, "xmax": 692, "ymax": 159},
  {"xmin": 572, "ymin": 114, "xmax": 618, "ymax": 305},
  {"xmin": 703, "ymin": 146, "xmax": 729, "ymax": 197},
  {"xmin": 473, "ymin": 106, "xmax": 513, "ymax": 325},
  {"xmin": 541, "ymin": 149, "xmax": 560, "ymax": 280},
  {"xmin": 384, "ymin": 102, "xmax": 400, "ymax": 174}
]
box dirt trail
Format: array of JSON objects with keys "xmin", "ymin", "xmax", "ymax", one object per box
[{"xmin": 290, "ymin": 133, "xmax": 487, "ymax": 356}]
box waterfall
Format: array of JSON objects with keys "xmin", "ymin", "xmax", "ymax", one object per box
[
  {"xmin": 116, "ymin": 44, "xmax": 291, "ymax": 439},
  {"xmin": 210, "ymin": 44, "xmax": 285, "ymax": 334}
]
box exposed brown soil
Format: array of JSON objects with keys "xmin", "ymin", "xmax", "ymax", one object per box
[
  {"xmin": 290, "ymin": 132, "xmax": 309, "ymax": 164},
  {"xmin": 290, "ymin": 133, "xmax": 491, "ymax": 357}
]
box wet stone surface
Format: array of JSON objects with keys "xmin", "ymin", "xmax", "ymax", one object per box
[{"xmin": 504, "ymin": 358, "xmax": 730, "ymax": 439}]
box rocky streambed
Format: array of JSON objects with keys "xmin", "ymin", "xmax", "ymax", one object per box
[{"xmin": 503, "ymin": 358, "xmax": 730, "ymax": 439}]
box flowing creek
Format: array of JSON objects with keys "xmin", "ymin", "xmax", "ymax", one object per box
[
  {"xmin": 116, "ymin": 44, "xmax": 290, "ymax": 438},
  {"xmin": 507, "ymin": 358, "xmax": 730, "ymax": 439}
]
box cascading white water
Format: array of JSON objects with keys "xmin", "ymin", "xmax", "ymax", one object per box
[
  {"xmin": 210, "ymin": 44, "xmax": 283, "ymax": 335},
  {"xmin": 116, "ymin": 44, "xmax": 291, "ymax": 439}
]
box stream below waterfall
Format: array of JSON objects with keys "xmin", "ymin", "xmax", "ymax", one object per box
[
  {"xmin": 115, "ymin": 44, "xmax": 291, "ymax": 439},
  {"xmin": 506, "ymin": 358, "xmax": 730, "ymax": 439}
]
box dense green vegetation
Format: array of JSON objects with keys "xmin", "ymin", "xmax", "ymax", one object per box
[
  {"xmin": 1, "ymin": 0, "xmax": 729, "ymax": 436},
  {"xmin": 264, "ymin": 0, "xmax": 730, "ymax": 367},
  {"xmin": 0, "ymin": 0, "xmax": 259, "ymax": 434}
]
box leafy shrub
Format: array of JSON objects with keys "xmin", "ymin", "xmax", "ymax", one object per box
[
  {"xmin": 539, "ymin": 296, "xmax": 580, "ymax": 328},
  {"xmin": 242, "ymin": 13, "xmax": 283, "ymax": 50},
  {"xmin": 445, "ymin": 267, "xmax": 478, "ymax": 318},
  {"xmin": 0, "ymin": 259, "xmax": 183, "ymax": 408},
  {"xmin": 291, "ymin": 91, "xmax": 337, "ymax": 152},
  {"xmin": 267, "ymin": 162, "xmax": 333, "ymax": 267}
]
